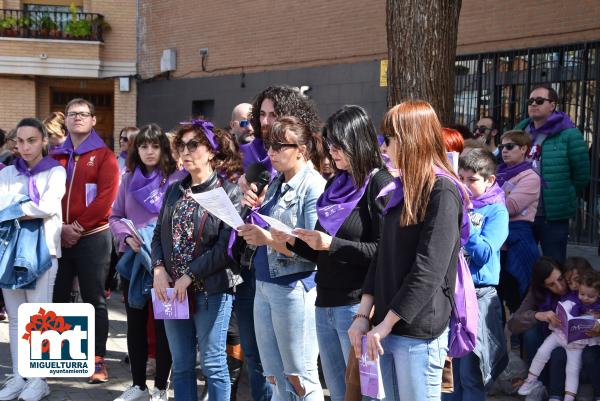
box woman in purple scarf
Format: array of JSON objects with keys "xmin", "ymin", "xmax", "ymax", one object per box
[
  {"xmin": 109, "ymin": 124, "xmax": 179, "ymax": 401},
  {"xmin": 0, "ymin": 118, "xmax": 66, "ymax": 401},
  {"xmin": 496, "ymin": 130, "xmax": 541, "ymax": 315},
  {"xmin": 116, "ymin": 126, "xmax": 140, "ymax": 175},
  {"xmin": 271, "ymin": 106, "xmax": 393, "ymax": 401}
]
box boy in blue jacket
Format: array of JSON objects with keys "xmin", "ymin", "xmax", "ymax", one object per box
[{"xmin": 445, "ymin": 149, "xmax": 509, "ymax": 401}]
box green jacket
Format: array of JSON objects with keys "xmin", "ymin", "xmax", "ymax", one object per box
[{"xmin": 514, "ymin": 118, "xmax": 589, "ymax": 221}]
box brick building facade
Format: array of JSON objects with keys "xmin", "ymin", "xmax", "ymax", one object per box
[{"xmin": 0, "ymin": 0, "xmax": 137, "ymax": 148}]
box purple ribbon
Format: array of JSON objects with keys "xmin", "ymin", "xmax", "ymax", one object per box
[
  {"xmin": 179, "ymin": 119, "xmax": 219, "ymax": 151},
  {"xmin": 470, "ymin": 182, "xmax": 505, "ymax": 209},
  {"xmin": 378, "ymin": 166, "xmax": 471, "ymax": 245},
  {"xmin": 13, "ymin": 156, "xmax": 61, "ymax": 205},
  {"xmin": 50, "ymin": 129, "xmax": 106, "ymax": 181},
  {"xmin": 316, "ymin": 171, "xmax": 370, "ymax": 236}
]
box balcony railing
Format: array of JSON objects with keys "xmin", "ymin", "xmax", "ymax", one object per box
[{"xmin": 0, "ymin": 9, "xmax": 106, "ymax": 41}]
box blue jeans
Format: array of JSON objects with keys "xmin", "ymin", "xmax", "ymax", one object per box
[
  {"xmin": 379, "ymin": 328, "xmax": 448, "ymax": 401},
  {"xmin": 315, "ymin": 304, "xmax": 359, "ymax": 401},
  {"xmin": 445, "ymin": 354, "xmax": 484, "ymax": 401},
  {"xmin": 233, "ymin": 267, "xmax": 272, "ymax": 401},
  {"xmin": 254, "ymin": 281, "xmax": 323, "ymax": 401},
  {"xmin": 533, "ymin": 216, "xmax": 569, "ymax": 264},
  {"xmin": 164, "ymin": 292, "xmax": 232, "ymax": 401}
]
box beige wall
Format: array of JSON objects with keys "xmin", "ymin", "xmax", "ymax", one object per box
[
  {"xmin": 0, "ymin": 77, "xmax": 36, "ymax": 130},
  {"xmin": 113, "ymin": 78, "xmax": 137, "ymax": 149}
]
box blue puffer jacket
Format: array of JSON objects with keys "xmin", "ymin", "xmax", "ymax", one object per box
[
  {"xmin": 0, "ymin": 194, "xmax": 52, "ymax": 289},
  {"xmin": 116, "ymin": 223, "xmax": 156, "ymax": 309}
]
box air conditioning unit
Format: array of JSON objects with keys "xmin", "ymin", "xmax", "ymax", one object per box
[{"xmin": 160, "ymin": 48, "xmax": 176, "ymax": 73}]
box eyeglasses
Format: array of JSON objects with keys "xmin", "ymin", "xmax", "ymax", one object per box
[
  {"xmin": 66, "ymin": 111, "xmax": 93, "ymax": 119},
  {"xmin": 119, "ymin": 136, "xmax": 128, "ymax": 142},
  {"xmin": 474, "ymin": 126, "xmax": 492, "ymax": 133},
  {"xmin": 239, "ymin": 119, "xmax": 250, "ymax": 128},
  {"xmin": 265, "ymin": 141, "xmax": 299, "ymax": 152},
  {"xmin": 499, "ymin": 142, "xmax": 518, "ymax": 151},
  {"xmin": 176, "ymin": 139, "xmax": 201, "ymax": 153},
  {"xmin": 527, "ymin": 97, "xmax": 552, "ymax": 106}
]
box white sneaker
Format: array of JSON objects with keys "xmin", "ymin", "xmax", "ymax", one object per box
[
  {"xmin": 18, "ymin": 378, "xmax": 50, "ymax": 401},
  {"xmin": 524, "ymin": 382, "xmax": 547, "ymax": 401},
  {"xmin": 114, "ymin": 385, "xmax": 149, "ymax": 401},
  {"xmin": 518, "ymin": 378, "xmax": 543, "ymax": 395},
  {"xmin": 150, "ymin": 387, "xmax": 168, "ymax": 401},
  {"xmin": 0, "ymin": 375, "xmax": 26, "ymax": 400}
]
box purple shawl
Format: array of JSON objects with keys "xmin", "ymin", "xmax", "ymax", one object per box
[
  {"xmin": 129, "ymin": 167, "xmax": 170, "ymax": 214},
  {"xmin": 528, "ymin": 111, "xmax": 576, "ymax": 142},
  {"xmin": 50, "ymin": 129, "xmax": 106, "ymax": 180},
  {"xmin": 470, "ymin": 182, "xmax": 505, "ymax": 209},
  {"xmin": 240, "ymin": 138, "xmax": 273, "ymax": 174},
  {"xmin": 13, "ymin": 156, "xmax": 61, "ymax": 205},
  {"xmin": 495, "ymin": 161, "xmax": 533, "ymax": 188},
  {"xmin": 316, "ymin": 171, "xmax": 370, "ymax": 236}
]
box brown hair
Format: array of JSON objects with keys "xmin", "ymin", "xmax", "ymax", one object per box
[
  {"xmin": 381, "ymin": 100, "xmax": 467, "ymax": 226},
  {"xmin": 564, "ymin": 256, "xmax": 593, "ymax": 276},
  {"xmin": 65, "ymin": 98, "xmax": 95, "ymax": 115},
  {"xmin": 126, "ymin": 123, "xmax": 177, "ymax": 177},
  {"xmin": 268, "ymin": 116, "xmax": 326, "ymax": 172},
  {"xmin": 174, "ymin": 123, "xmax": 242, "ymax": 179},
  {"xmin": 43, "ymin": 112, "xmax": 66, "ymax": 139},
  {"xmin": 580, "ymin": 269, "xmax": 600, "ymax": 294},
  {"xmin": 120, "ymin": 126, "xmax": 140, "ymax": 140},
  {"xmin": 501, "ymin": 130, "xmax": 532, "ymax": 154}
]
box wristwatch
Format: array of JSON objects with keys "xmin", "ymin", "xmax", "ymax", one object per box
[{"xmin": 153, "ymin": 259, "xmax": 164, "ymax": 268}]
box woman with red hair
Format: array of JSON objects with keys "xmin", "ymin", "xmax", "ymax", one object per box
[{"xmin": 442, "ymin": 127, "xmax": 464, "ymax": 153}]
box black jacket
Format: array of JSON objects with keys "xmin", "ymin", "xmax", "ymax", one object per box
[
  {"xmin": 362, "ymin": 177, "xmax": 462, "ymax": 339},
  {"xmin": 151, "ymin": 172, "xmax": 242, "ymax": 295}
]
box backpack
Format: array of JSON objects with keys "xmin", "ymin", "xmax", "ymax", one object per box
[{"xmin": 446, "ymin": 249, "xmax": 479, "ymax": 358}]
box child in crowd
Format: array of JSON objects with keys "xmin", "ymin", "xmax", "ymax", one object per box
[
  {"xmin": 564, "ymin": 257, "xmax": 593, "ymax": 293},
  {"xmin": 519, "ymin": 268, "xmax": 600, "ymax": 401},
  {"xmin": 446, "ymin": 149, "xmax": 509, "ymax": 401}
]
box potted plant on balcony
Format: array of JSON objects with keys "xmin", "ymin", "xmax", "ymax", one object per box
[
  {"xmin": 90, "ymin": 15, "xmax": 110, "ymax": 41},
  {"xmin": 63, "ymin": 4, "xmax": 92, "ymax": 39},
  {"xmin": 39, "ymin": 15, "xmax": 58, "ymax": 37},
  {"xmin": 17, "ymin": 16, "xmax": 32, "ymax": 37},
  {"xmin": 0, "ymin": 17, "xmax": 18, "ymax": 37}
]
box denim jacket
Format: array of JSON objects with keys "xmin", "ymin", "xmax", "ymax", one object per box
[
  {"xmin": 0, "ymin": 194, "xmax": 52, "ymax": 289},
  {"xmin": 261, "ymin": 164, "xmax": 325, "ymax": 278},
  {"xmin": 116, "ymin": 223, "xmax": 156, "ymax": 309}
]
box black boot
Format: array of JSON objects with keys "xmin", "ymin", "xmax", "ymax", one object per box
[{"xmin": 228, "ymin": 355, "xmax": 243, "ymax": 401}]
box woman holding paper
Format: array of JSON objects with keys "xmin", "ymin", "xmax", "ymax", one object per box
[
  {"xmin": 109, "ymin": 123, "xmax": 181, "ymax": 401},
  {"xmin": 269, "ymin": 105, "xmax": 393, "ymax": 401},
  {"xmin": 237, "ymin": 116, "xmax": 326, "ymax": 401},
  {"xmin": 0, "ymin": 118, "xmax": 66, "ymax": 401},
  {"xmin": 347, "ymin": 101, "xmax": 468, "ymax": 400},
  {"xmin": 151, "ymin": 119, "xmax": 242, "ymax": 401}
]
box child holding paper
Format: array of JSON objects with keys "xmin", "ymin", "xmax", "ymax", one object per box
[{"xmin": 519, "ymin": 269, "xmax": 600, "ymax": 401}]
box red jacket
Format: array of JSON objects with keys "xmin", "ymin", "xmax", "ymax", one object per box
[{"xmin": 53, "ymin": 147, "xmax": 119, "ymax": 235}]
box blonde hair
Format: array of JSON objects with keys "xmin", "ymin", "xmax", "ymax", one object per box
[{"xmin": 43, "ymin": 112, "xmax": 66, "ymax": 139}]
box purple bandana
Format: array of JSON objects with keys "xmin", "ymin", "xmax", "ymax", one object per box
[
  {"xmin": 13, "ymin": 156, "xmax": 60, "ymax": 205},
  {"xmin": 129, "ymin": 166, "xmax": 169, "ymax": 214},
  {"xmin": 378, "ymin": 166, "xmax": 471, "ymax": 245},
  {"xmin": 471, "ymin": 182, "xmax": 505, "ymax": 209},
  {"xmin": 51, "ymin": 129, "xmax": 106, "ymax": 181},
  {"xmin": 316, "ymin": 171, "xmax": 370, "ymax": 236},
  {"xmin": 496, "ymin": 161, "xmax": 534, "ymax": 188},
  {"xmin": 239, "ymin": 138, "xmax": 274, "ymax": 174},
  {"xmin": 528, "ymin": 111, "xmax": 576, "ymax": 142},
  {"xmin": 179, "ymin": 119, "xmax": 219, "ymax": 150},
  {"xmin": 119, "ymin": 150, "xmax": 127, "ymax": 160}
]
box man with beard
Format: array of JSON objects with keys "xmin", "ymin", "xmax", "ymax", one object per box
[{"xmin": 474, "ymin": 116, "xmax": 502, "ymax": 162}]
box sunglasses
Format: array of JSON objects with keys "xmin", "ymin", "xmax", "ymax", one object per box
[
  {"xmin": 239, "ymin": 119, "xmax": 250, "ymax": 128},
  {"xmin": 176, "ymin": 139, "xmax": 202, "ymax": 153},
  {"xmin": 265, "ymin": 141, "xmax": 299, "ymax": 152},
  {"xmin": 119, "ymin": 136, "xmax": 128, "ymax": 142},
  {"xmin": 527, "ymin": 97, "xmax": 552, "ymax": 106},
  {"xmin": 474, "ymin": 126, "xmax": 491, "ymax": 133},
  {"xmin": 499, "ymin": 142, "xmax": 519, "ymax": 151}
]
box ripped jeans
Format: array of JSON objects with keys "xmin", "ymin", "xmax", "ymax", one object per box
[{"xmin": 254, "ymin": 280, "xmax": 324, "ymax": 401}]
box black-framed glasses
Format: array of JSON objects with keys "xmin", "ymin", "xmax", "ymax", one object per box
[
  {"xmin": 239, "ymin": 119, "xmax": 249, "ymax": 128},
  {"xmin": 176, "ymin": 139, "xmax": 201, "ymax": 153},
  {"xmin": 66, "ymin": 111, "xmax": 93, "ymax": 119},
  {"xmin": 474, "ymin": 126, "xmax": 492, "ymax": 133},
  {"xmin": 265, "ymin": 141, "xmax": 299, "ymax": 152},
  {"xmin": 527, "ymin": 97, "xmax": 552, "ymax": 106},
  {"xmin": 499, "ymin": 142, "xmax": 518, "ymax": 151}
]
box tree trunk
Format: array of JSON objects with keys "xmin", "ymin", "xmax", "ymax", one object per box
[{"xmin": 386, "ymin": 0, "xmax": 462, "ymax": 125}]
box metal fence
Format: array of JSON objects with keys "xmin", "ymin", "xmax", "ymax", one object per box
[{"xmin": 453, "ymin": 41, "xmax": 600, "ymax": 245}]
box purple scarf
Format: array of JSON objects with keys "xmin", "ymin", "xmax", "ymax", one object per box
[
  {"xmin": 471, "ymin": 182, "xmax": 505, "ymax": 209},
  {"xmin": 129, "ymin": 167, "xmax": 170, "ymax": 214},
  {"xmin": 378, "ymin": 166, "xmax": 471, "ymax": 245},
  {"xmin": 496, "ymin": 161, "xmax": 533, "ymax": 188},
  {"xmin": 119, "ymin": 150, "xmax": 127, "ymax": 160},
  {"xmin": 316, "ymin": 171, "xmax": 371, "ymax": 236},
  {"xmin": 13, "ymin": 156, "xmax": 60, "ymax": 205},
  {"xmin": 51, "ymin": 129, "xmax": 106, "ymax": 181},
  {"xmin": 528, "ymin": 111, "xmax": 576, "ymax": 142},
  {"xmin": 240, "ymin": 138, "xmax": 273, "ymax": 174}
]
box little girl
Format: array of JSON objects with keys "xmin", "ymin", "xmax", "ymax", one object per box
[{"xmin": 518, "ymin": 268, "xmax": 600, "ymax": 401}]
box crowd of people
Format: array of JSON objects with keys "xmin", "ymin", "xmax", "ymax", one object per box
[{"xmin": 0, "ymin": 83, "xmax": 599, "ymax": 401}]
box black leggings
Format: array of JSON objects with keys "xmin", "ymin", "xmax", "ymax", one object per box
[{"xmin": 123, "ymin": 279, "xmax": 172, "ymax": 390}]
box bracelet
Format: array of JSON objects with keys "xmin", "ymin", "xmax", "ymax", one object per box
[{"xmin": 352, "ymin": 313, "xmax": 369, "ymax": 322}]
